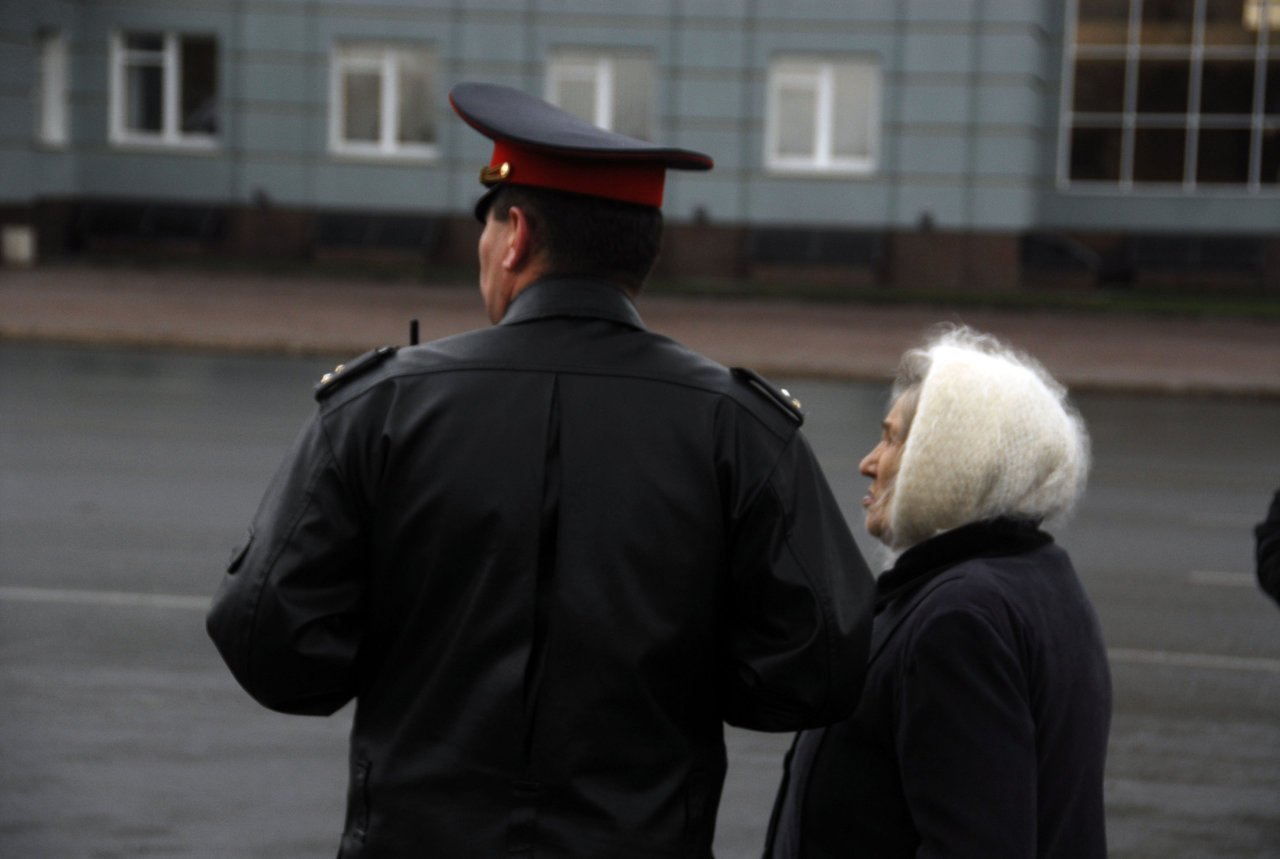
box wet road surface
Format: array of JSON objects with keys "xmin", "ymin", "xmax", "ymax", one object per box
[{"xmin": 1, "ymin": 343, "xmax": 1277, "ymax": 857}]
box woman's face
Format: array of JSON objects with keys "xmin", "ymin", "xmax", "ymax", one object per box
[{"xmin": 859, "ymin": 396, "xmax": 909, "ymax": 543}]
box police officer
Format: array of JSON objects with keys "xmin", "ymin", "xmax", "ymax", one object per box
[{"xmin": 207, "ymin": 82, "xmax": 874, "ymax": 858}]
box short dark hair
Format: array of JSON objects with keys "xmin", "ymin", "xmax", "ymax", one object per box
[{"xmin": 488, "ymin": 186, "xmax": 663, "ymax": 290}]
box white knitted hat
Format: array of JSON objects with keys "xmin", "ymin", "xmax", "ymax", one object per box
[{"xmin": 886, "ymin": 329, "xmax": 1089, "ymax": 551}]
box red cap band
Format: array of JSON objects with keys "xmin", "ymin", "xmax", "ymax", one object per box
[{"xmin": 488, "ymin": 140, "xmax": 667, "ymax": 208}]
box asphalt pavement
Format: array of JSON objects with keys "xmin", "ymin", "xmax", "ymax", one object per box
[
  {"xmin": 2, "ymin": 345, "xmax": 1277, "ymax": 858},
  {"xmin": 2, "ymin": 264, "xmax": 1279, "ymax": 858}
]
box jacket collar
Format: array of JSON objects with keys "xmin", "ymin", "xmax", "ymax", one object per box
[
  {"xmin": 868, "ymin": 518, "xmax": 1052, "ymax": 663},
  {"xmin": 875, "ymin": 518, "xmax": 1051, "ymax": 610},
  {"xmin": 499, "ymin": 277, "xmax": 646, "ymax": 330}
]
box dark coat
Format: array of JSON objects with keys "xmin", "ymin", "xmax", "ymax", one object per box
[
  {"xmin": 1257, "ymin": 489, "xmax": 1280, "ymax": 606},
  {"xmin": 765, "ymin": 519, "xmax": 1112, "ymax": 859},
  {"xmin": 207, "ymin": 277, "xmax": 874, "ymax": 858}
]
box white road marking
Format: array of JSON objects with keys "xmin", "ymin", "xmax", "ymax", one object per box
[
  {"xmin": 0, "ymin": 585, "xmax": 208, "ymax": 612},
  {"xmin": 1184, "ymin": 513, "xmax": 1263, "ymax": 529},
  {"xmin": 1109, "ymin": 647, "xmax": 1280, "ymax": 675},
  {"xmin": 1189, "ymin": 570, "xmax": 1257, "ymax": 588}
]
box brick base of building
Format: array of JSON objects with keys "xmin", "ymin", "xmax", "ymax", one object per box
[{"xmin": 6, "ymin": 198, "xmax": 1278, "ymax": 295}]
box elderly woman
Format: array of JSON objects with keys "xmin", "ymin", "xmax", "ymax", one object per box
[{"xmin": 764, "ymin": 326, "xmax": 1112, "ymax": 858}]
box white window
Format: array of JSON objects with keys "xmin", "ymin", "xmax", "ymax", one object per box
[
  {"xmin": 765, "ymin": 58, "xmax": 881, "ymax": 175},
  {"xmin": 330, "ymin": 45, "xmax": 439, "ymax": 158},
  {"xmin": 37, "ymin": 30, "xmax": 68, "ymax": 146},
  {"xmin": 109, "ymin": 31, "xmax": 218, "ymax": 148},
  {"xmin": 546, "ymin": 51, "xmax": 654, "ymax": 141}
]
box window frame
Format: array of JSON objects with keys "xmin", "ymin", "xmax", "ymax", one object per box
[
  {"xmin": 1059, "ymin": 0, "xmax": 1279, "ymax": 194},
  {"xmin": 545, "ymin": 49, "xmax": 654, "ymax": 140},
  {"xmin": 37, "ymin": 30, "xmax": 69, "ymax": 147},
  {"xmin": 329, "ymin": 43, "xmax": 440, "ymax": 161},
  {"xmin": 764, "ymin": 57, "xmax": 881, "ymax": 176},
  {"xmin": 108, "ymin": 30, "xmax": 219, "ymax": 150}
]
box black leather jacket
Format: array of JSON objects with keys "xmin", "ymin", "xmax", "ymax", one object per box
[{"xmin": 208, "ymin": 277, "xmax": 873, "ymax": 858}]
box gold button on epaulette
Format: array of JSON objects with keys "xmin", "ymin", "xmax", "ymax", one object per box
[
  {"xmin": 314, "ymin": 346, "xmax": 396, "ymax": 401},
  {"xmin": 730, "ymin": 367, "xmax": 805, "ymax": 426}
]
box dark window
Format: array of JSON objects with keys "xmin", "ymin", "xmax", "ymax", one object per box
[
  {"xmin": 1076, "ymin": 0, "xmax": 1130, "ymax": 45},
  {"xmin": 1140, "ymin": 0, "xmax": 1195, "ymax": 46},
  {"xmin": 1136, "ymin": 59, "xmax": 1189, "ymax": 114},
  {"xmin": 1266, "ymin": 60, "xmax": 1280, "ymax": 116},
  {"xmin": 181, "ymin": 36, "xmax": 218, "ymax": 134},
  {"xmin": 1201, "ymin": 60, "xmax": 1257, "ymax": 115},
  {"xmin": 126, "ymin": 33, "xmax": 163, "ymax": 52},
  {"xmin": 1133, "ymin": 128, "xmax": 1186, "ymax": 182},
  {"xmin": 1260, "ymin": 129, "xmax": 1280, "ymax": 184},
  {"xmin": 1203, "ymin": 0, "xmax": 1259, "ymax": 46},
  {"xmin": 1066, "ymin": 1, "xmax": 1274, "ymax": 189},
  {"xmin": 126, "ymin": 64, "xmax": 163, "ymax": 133},
  {"xmin": 1074, "ymin": 59, "xmax": 1128, "ymax": 113},
  {"xmin": 115, "ymin": 31, "xmax": 218, "ymax": 143},
  {"xmin": 1070, "ymin": 126, "xmax": 1124, "ymax": 181},
  {"xmin": 1196, "ymin": 128, "xmax": 1253, "ymax": 183}
]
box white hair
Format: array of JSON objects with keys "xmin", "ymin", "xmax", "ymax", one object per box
[{"xmin": 883, "ymin": 325, "xmax": 1090, "ymax": 551}]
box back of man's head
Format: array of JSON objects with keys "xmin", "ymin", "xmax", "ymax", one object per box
[{"xmin": 488, "ymin": 186, "xmax": 663, "ymax": 292}]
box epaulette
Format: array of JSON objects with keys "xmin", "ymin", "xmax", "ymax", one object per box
[
  {"xmin": 731, "ymin": 367, "xmax": 804, "ymax": 426},
  {"xmin": 315, "ymin": 346, "xmax": 397, "ymax": 401}
]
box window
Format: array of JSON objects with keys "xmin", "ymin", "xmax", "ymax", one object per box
[
  {"xmin": 109, "ymin": 31, "xmax": 218, "ymax": 147},
  {"xmin": 765, "ymin": 58, "xmax": 880, "ymax": 175},
  {"xmin": 330, "ymin": 45, "xmax": 439, "ymax": 158},
  {"xmin": 546, "ymin": 51, "xmax": 654, "ymax": 140},
  {"xmin": 37, "ymin": 30, "xmax": 68, "ymax": 146},
  {"xmin": 1245, "ymin": 0, "xmax": 1280, "ymax": 30},
  {"xmin": 1063, "ymin": 0, "xmax": 1279, "ymax": 190}
]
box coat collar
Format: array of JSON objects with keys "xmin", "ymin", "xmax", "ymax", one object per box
[
  {"xmin": 868, "ymin": 518, "xmax": 1052, "ymax": 663},
  {"xmin": 499, "ymin": 277, "xmax": 646, "ymax": 330}
]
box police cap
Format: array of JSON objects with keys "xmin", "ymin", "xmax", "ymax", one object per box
[{"xmin": 449, "ymin": 82, "xmax": 713, "ymax": 220}]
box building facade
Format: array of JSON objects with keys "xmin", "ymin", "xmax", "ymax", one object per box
[{"xmin": 1, "ymin": 0, "xmax": 1277, "ymax": 290}]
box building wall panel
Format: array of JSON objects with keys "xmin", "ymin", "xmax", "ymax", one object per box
[
  {"xmin": 967, "ymin": 185, "xmax": 1041, "ymax": 229},
  {"xmin": 2, "ymin": 0, "xmax": 1277, "ymax": 268},
  {"xmin": 674, "ymin": 29, "xmax": 751, "ymax": 71},
  {"xmin": 748, "ymin": 177, "xmax": 893, "ymax": 225},
  {"xmin": 973, "ymin": 134, "xmax": 1042, "ymax": 176},
  {"xmin": 975, "ymin": 31, "xmax": 1047, "ymax": 76},
  {"xmin": 312, "ymin": 163, "xmax": 450, "ymax": 213},
  {"xmin": 898, "ymin": 84, "xmax": 974, "ymax": 126},
  {"xmin": 902, "ymin": 0, "xmax": 981, "ymax": 24},
  {"xmin": 235, "ymin": 59, "xmax": 315, "ymax": 106},
  {"xmin": 238, "ymin": 11, "xmax": 311, "ymax": 54},
  {"xmin": 895, "ymin": 133, "xmax": 970, "ymax": 175},
  {"xmin": 973, "ymin": 82, "xmax": 1043, "ymax": 126},
  {"xmin": 237, "ymin": 111, "xmax": 323, "ymax": 156},
  {"xmin": 74, "ymin": 150, "xmax": 232, "ymax": 201}
]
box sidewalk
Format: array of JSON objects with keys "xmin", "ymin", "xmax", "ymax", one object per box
[{"xmin": 2, "ymin": 263, "xmax": 1278, "ymax": 397}]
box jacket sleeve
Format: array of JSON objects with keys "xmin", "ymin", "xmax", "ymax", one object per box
[
  {"xmin": 721, "ymin": 430, "xmax": 874, "ymax": 731},
  {"xmin": 206, "ymin": 409, "xmax": 368, "ymax": 715},
  {"xmin": 897, "ymin": 607, "xmax": 1037, "ymax": 859},
  {"xmin": 1256, "ymin": 488, "xmax": 1280, "ymax": 607}
]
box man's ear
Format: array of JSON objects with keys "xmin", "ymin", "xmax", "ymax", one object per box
[{"xmin": 502, "ymin": 205, "xmax": 534, "ymax": 272}]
